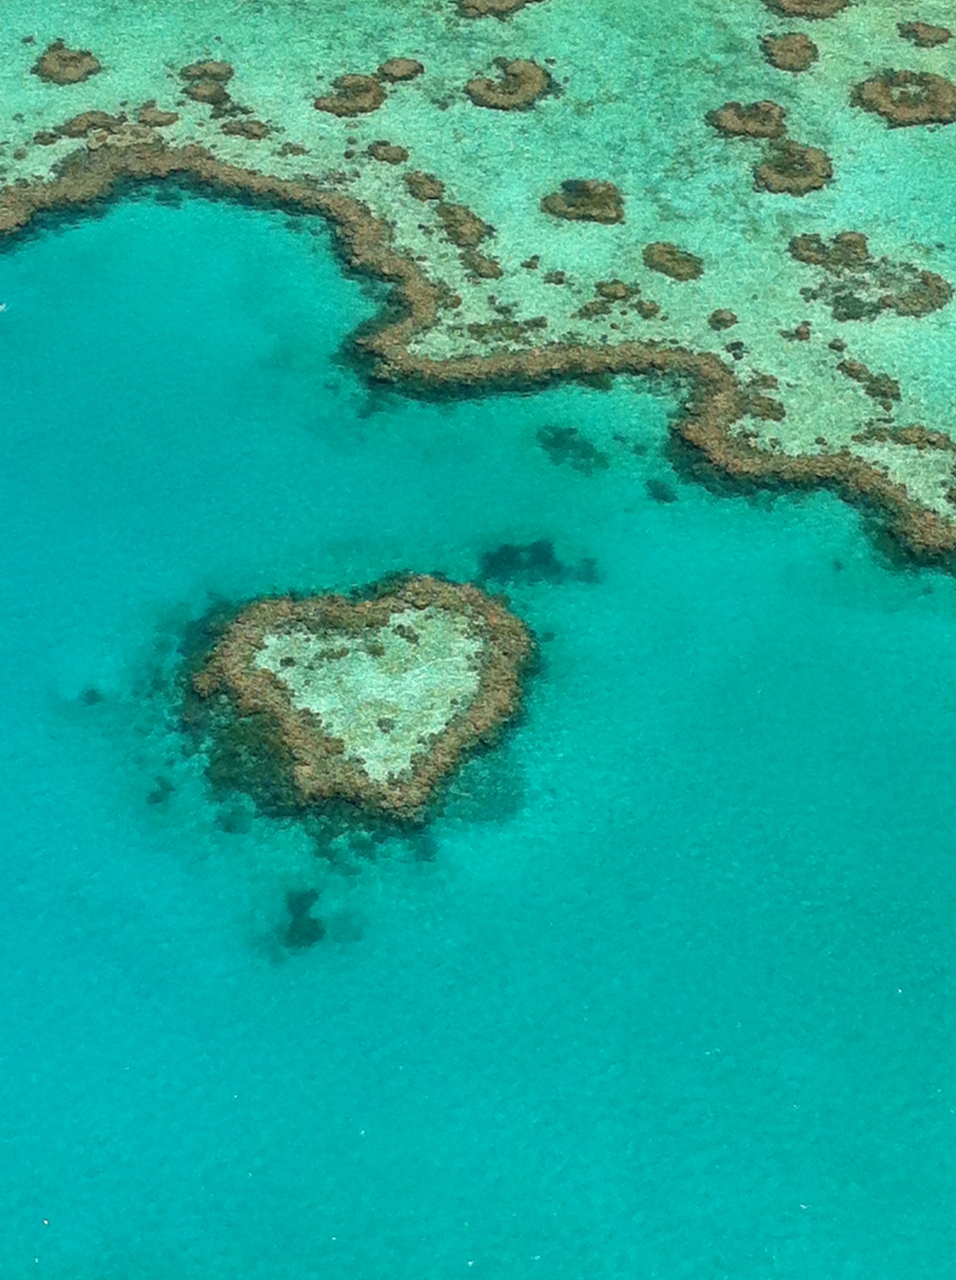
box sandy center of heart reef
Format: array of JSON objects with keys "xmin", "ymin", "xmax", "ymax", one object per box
[{"xmin": 254, "ymin": 606, "xmax": 484, "ymax": 783}]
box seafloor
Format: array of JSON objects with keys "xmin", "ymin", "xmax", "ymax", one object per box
[{"xmin": 3, "ymin": 1, "xmax": 956, "ymax": 1277}]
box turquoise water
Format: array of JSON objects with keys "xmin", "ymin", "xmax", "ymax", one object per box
[{"xmin": 3, "ymin": 193, "xmax": 956, "ymax": 1278}]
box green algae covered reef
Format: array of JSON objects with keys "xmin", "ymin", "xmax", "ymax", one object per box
[
  {"xmin": 191, "ymin": 576, "xmax": 533, "ymax": 822},
  {"xmin": 2, "ymin": 0, "xmax": 956, "ymax": 562}
]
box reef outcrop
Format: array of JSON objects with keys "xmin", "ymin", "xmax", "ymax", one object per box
[
  {"xmin": 898, "ymin": 21, "xmax": 952, "ymax": 47},
  {"xmin": 55, "ymin": 111, "xmax": 126, "ymax": 138},
  {"xmin": 138, "ymin": 102, "xmax": 179, "ymax": 127},
  {"xmin": 760, "ymin": 32, "xmax": 819, "ymax": 71},
  {"xmin": 706, "ymin": 100, "xmax": 787, "ymax": 138},
  {"xmin": 465, "ymin": 59, "xmax": 552, "ymax": 110},
  {"xmin": 754, "ymin": 139, "xmax": 832, "ymax": 194},
  {"xmin": 31, "ymin": 40, "xmax": 102, "ymax": 84},
  {"xmin": 643, "ymin": 242, "xmax": 704, "ymax": 280},
  {"xmin": 457, "ymin": 0, "xmax": 549, "ymax": 15},
  {"xmin": 851, "ymin": 70, "xmax": 956, "ymax": 127},
  {"xmin": 405, "ymin": 170, "xmax": 445, "ymax": 201},
  {"xmin": 367, "ymin": 140, "xmax": 409, "ymax": 164},
  {"xmin": 437, "ymin": 202, "xmax": 494, "ymax": 246},
  {"xmin": 762, "ymin": 0, "xmax": 847, "ymax": 16},
  {"xmin": 541, "ymin": 180, "xmax": 624, "ymax": 224},
  {"xmin": 180, "ymin": 61, "xmax": 236, "ymax": 113},
  {"xmin": 376, "ymin": 58, "xmax": 425, "ymax": 81},
  {"xmin": 790, "ymin": 231, "xmax": 953, "ymax": 320},
  {"xmin": 221, "ymin": 119, "xmax": 270, "ymax": 140},
  {"xmin": 192, "ymin": 575, "xmax": 533, "ymax": 821},
  {"xmin": 314, "ymin": 75, "xmax": 386, "ymax": 117}
]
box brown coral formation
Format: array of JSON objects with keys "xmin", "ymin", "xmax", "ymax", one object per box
[
  {"xmin": 754, "ymin": 139, "xmax": 832, "ymax": 194},
  {"xmin": 138, "ymin": 102, "xmax": 179, "ymax": 128},
  {"xmin": 762, "ymin": 0, "xmax": 847, "ymax": 16},
  {"xmin": 464, "ymin": 59, "xmax": 552, "ymax": 110},
  {"xmin": 709, "ymin": 309, "xmax": 738, "ymax": 330},
  {"xmin": 457, "ymin": 0, "xmax": 549, "ymax": 15},
  {"xmin": 55, "ymin": 111, "xmax": 126, "ymax": 138},
  {"xmin": 367, "ymin": 141, "xmax": 409, "ymax": 164},
  {"xmin": 405, "ymin": 170, "xmax": 445, "ymax": 201},
  {"xmin": 788, "ymin": 231, "xmax": 952, "ymax": 322},
  {"xmin": 898, "ymin": 21, "xmax": 952, "ymax": 47},
  {"xmin": 706, "ymin": 100, "xmax": 787, "ymax": 138},
  {"xmin": 790, "ymin": 231, "xmax": 953, "ymax": 319},
  {"xmin": 180, "ymin": 61, "xmax": 236, "ymax": 113},
  {"xmin": 192, "ymin": 575, "xmax": 533, "ymax": 821},
  {"xmin": 221, "ymin": 119, "xmax": 270, "ymax": 140},
  {"xmin": 436, "ymin": 202, "xmax": 494, "ymax": 247},
  {"xmin": 851, "ymin": 70, "xmax": 956, "ymax": 127},
  {"xmin": 315, "ymin": 75, "xmax": 387, "ymax": 116},
  {"xmin": 760, "ymin": 32, "xmax": 818, "ymax": 71},
  {"xmin": 643, "ymin": 242, "xmax": 704, "ymax": 281},
  {"xmin": 541, "ymin": 180, "xmax": 624, "ymax": 224},
  {"xmin": 376, "ymin": 58, "xmax": 425, "ymax": 81},
  {"xmin": 31, "ymin": 40, "xmax": 101, "ymax": 84}
]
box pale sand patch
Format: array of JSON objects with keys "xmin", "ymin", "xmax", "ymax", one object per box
[{"xmin": 254, "ymin": 607, "xmax": 483, "ymax": 782}]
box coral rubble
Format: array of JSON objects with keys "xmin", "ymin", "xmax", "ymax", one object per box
[{"xmin": 192, "ymin": 576, "xmax": 533, "ymax": 821}]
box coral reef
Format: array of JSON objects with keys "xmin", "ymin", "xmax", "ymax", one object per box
[
  {"xmin": 706, "ymin": 100, "xmax": 787, "ymax": 138},
  {"xmin": 790, "ymin": 231, "xmax": 953, "ymax": 320},
  {"xmin": 31, "ymin": 39, "xmax": 101, "ymax": 84},
  {"xmin": 221, "ymin": 119, "xmax": 270, "ymax": 140},
  {"xmin": 437, "ymin": 202, "xmax": 494, "ymax": 247},
  {"xmin": 898, "ymin": 21, "xmax": 952, "ymax": 47},
  {"xmin": 138, "ymin": 102, "xmax": 179, "ymax": 127},
  {"xmin": 367, "ymin": 141, "xmax": 409, "ymax": 164},
  {"xmin": 541, "ymin": 180, "xmax": 624, "ymax": 224},
  {"xmin": 465, "ymin": 59, "xmax": 552, "ymax": 110},
  {"xmin": 3, "ymin": 130, "xmax": 956, "ymax": 568},
  {"xmin": 760, "ymin": 32, "xmax": 818, "ymax": 71},
  {"xmin": 478, "ymin": 540, "xmax": 599, "ymax": 585},
  {"xmin": 180, "ymin": 61, "xmax": 236, "ymax": 113},
  {"xmin": 851, "ymin": 71, "xmax": 956, "ymax": 127},
  {"xmin": 314, "ymin": 75, "xmax": 386, "ymax": 117},
  {"xmin": 457, "ymin": 0, "xmax": 549, "ymax": 15},
  {"xmin": 709, "ymin": 309, "xmax": 738, "ymax": 330},
  {"xmin": 643, "ymin": 242, "xmax": 704, "ymax": 280},
  {"xmin": 55, "ymin": 111, "xmax": 126, "ymax": 138},
  {"xmin": 754, "ymin": 139, "xmax": 832, "ymax": 194},
  {"xmin": 376, "ymin": 58, "xmax": 424, "ymax": 81},
  {"xmin": 405, "ymin": 170, "xmax": 445, "ymax": 201},
  {"xmin": 192, "ymin": 575, "xmax": 533, "ymax": 821},
  {"xmin": 762, "ymin": 0, "xmax": 848, "ymax": 16}
]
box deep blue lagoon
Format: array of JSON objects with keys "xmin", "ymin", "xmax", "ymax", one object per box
[{"xmin": 3, "ymin": 192, "xmax": 956, "ymax": 1279}]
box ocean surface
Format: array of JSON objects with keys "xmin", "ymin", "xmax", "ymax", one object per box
[{"xmin": 3, "ymin": 188, "xmax": 956, "ymax": 1279}]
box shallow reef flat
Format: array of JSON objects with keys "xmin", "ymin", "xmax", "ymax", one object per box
[{"xmin": 2, "ymin": 0, "xmax": 956, "ymax": 556}]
